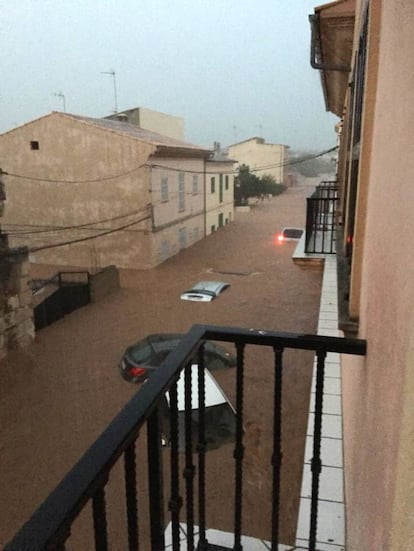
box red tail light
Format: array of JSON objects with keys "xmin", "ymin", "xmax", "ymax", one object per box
[
  {"xmin": 274, "ymin": 233, "xmax": 284, "ymax": 245},
  {"xmin": 130, "ymin": 366, "xmax": 146, "ymax": 378}
]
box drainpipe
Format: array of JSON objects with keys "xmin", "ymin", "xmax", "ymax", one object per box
[{"xmin": 309, "ymin": 14, "xmax": 350, "ymax": 72}]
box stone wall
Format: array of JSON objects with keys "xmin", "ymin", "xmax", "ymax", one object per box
[
  {"xmin": 0, "ymin": 170, "xmax": 34, "ymax": 360},
  {"xmin": 0, "ymin": 246, "xmax": 35, "ymax": 360}
]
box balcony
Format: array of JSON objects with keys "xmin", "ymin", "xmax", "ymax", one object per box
[
  {"xmin": 305, "ymin": 182, "xmax": 338, "ymax": 255},
  {"xmin": 5, "ymin": 319, "xmax": 365, "ymax": 551}
]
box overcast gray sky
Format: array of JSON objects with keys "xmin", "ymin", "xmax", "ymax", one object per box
[{"xmin": 1, "ymin": 0, "xmax": 338, "ymax": 151}]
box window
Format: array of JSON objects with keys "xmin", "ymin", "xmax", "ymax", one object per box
[
  {"xmin": 211, "ymin": 224, "xmax": 216, "ymax": 233},
  {"xmin": 225, "ymin": 175, "xmax": 229, "ymax": 190},
  {"xmin": 178, "ymin": 173, "xmax": 185, "ymax": 211},
  {"xmin": 160, "ymin": 240, "xmax": 170, "ymax": 261},
  {"xmin": 192, "ymin": 174, "xmax": 199, "ymax": 195},
  {"xmin": 211, "ymin": 177, "xmax": 215, "ymax": 194},
  {"xmin": 30, "ymin": 141, "xmax": 39, "ymax": 150},
  {"xmin": 219, "ymin": 174, "xmax": 223, "ymax": 203},
  {"xmin": 161, "ymin": 177, "xmax": 169, "ymax": 202},
  {"xmin": 218, "ymin": 213, "xmax": 224, "ymax": 227},
  {"xmin": 179, "ymin": 227, "xmax": 187, "ymax": 249}
]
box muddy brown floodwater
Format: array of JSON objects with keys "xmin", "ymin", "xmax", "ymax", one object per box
[{"xmin": 0, "ymin": 180, "xmax": 322, "ymax": 549}]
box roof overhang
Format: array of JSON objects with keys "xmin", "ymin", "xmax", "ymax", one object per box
[{"xmin": 310, "ymin": 0, "xmax": 355, "ymax": 116}]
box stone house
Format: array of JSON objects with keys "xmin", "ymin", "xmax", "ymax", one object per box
[
  {"xmin": 227, "ymin": 137, "xmax": 289, "ymax": 185},
  {"xmin": 0, "ymin": 112, "xmax": 233, "ymax": 270}
]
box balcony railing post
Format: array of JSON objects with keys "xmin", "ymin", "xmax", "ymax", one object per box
[
  {"xmin": 183, "ymin": 362, "xmax": 196, "ymax": 550},
  {"xmin": 124, "ymin": 442, "xmax": 139, "ymax": 550},
  {"xmin": 197, "ymin": 345, "xmax": 208, "ymax": 550},
  {"xmin": 92, "ymin": 485, "xmax": 109, "ymax": 551},
  {"xmin": 233, "ymin": 342, "xmax": 246, "ymax": 551},
  {"xmin": 147, "ymin": 407, "xmax": 165, "ymax": 551},
  {"xmin": 309, "ymin": 350, "xmax": 327, "ymax": 551},
  {"xmin": 271, "ymin": 347, "xmax": 284, "ymax": 550},
  {"xmin": 169, "ymin": 381, "xmax": 182, "ymax": 551}
]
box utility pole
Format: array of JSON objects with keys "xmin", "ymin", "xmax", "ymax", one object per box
[{"xmin": 101, "ymin": 69, "xmax": 118, "ymax": 114}]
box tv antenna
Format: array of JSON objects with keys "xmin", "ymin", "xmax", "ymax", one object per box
[
  {"xmin": 101, "ymin": 69, "xmax": 118, "ymax": 113},
  {"xmin": 53, "ymin": 91, "xmax": 66, "ymax": 112}
]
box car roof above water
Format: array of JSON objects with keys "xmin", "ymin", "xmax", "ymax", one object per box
[
  {"xmin": 166, "ymin": 365, "xmax": 233, "ymax": 410},
  {"xmin": 180, "ymin": 280, "xmax": 230, "ymax": 302}
]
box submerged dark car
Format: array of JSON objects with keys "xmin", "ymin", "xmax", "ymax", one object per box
[{"xmin": 119, "ymin": 333, "xmax": 237, "ymax": 383}]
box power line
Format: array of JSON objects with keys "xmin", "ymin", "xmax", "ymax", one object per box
[
  {"xmin": 29, "ymin": 214, "xmax": 151, "ymax": 253},
  {"xmin": 1, "ymin": 161, "xmax": 148, "ymax": 184},
  {"xmin": 149, "ymin": 146, "xmax": 338, "ymax": 176},
  {"xmin": 3, "ymin": 208, "xmax": 148, "ymax": 236},
  {"xmin": 1, "ymin": 146, "xmax": 337, "ymax": 185}
]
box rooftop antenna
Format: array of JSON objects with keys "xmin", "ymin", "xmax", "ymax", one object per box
[
  {"xmin": 53, "ymin": 91, "xmax": 66, "ymax": 112},
  {"xmin": 257, "ymin": 124, "xmax": 263, "ymax": 138},
  {"xmin": 233, "ymin": 125, "xmax": 237, "ymax": 143},
  {"xmin": 101, "ymin": 69, "xmax": 118, "ymax": 114}
]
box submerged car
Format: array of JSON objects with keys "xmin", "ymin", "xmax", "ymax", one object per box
[
  {"xmin": 119, "ymin": 333, "xmax": 237, "ymax": 383},
  {"xmin": 159, "ymin": 364, "xmax": 237, "ymax": 452},
  {"xmin": 276, "ymin": 227, "xmax": 304, "ymax": 243},
  {"xmin": 180, "ymin": 280, "xmax": 230, "ymax": 302}
]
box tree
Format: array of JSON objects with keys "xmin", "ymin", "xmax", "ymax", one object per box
[{"xmin": 234, "ymin": 166, "xmax": 286, "ymax": 205}]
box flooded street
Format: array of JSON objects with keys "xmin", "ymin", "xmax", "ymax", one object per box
[{"xmin": 0, "ymin": 181, "xmax": 323, "ymax": 548}]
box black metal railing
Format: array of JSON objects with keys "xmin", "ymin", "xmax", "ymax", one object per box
[
  {"xmin": 32, "ymin": 271, "xmax": 91, "ymax": 329},
  {"xmin": 305, "ymin": 182, "xmax": 338, "ymax": 254},
  {"xmin": 5, "ymin": 324, "xmax": 366, "ymax": 551}
]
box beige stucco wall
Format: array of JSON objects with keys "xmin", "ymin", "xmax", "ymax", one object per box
[
  {"xmin": 205, "ymin": 160, "xmax": 235, "ymax": 236},
  {"xmin": 138, "ymin": 108, "xmax": 184, "ymax": 141},
  {"xmin": 341, "ymin": 1, "xmax": 414, "ymax": 549},
  {"xmin": 0, "ymin": 113, "xmax": 155, "ymax": 269},
  {"xmin": 228, "ymin": 138, "xmax": 287, "ymax": 184},
  {"xmin": 151, "ymin": 212, "xmax": 205, "ymax": 266},
  {"xmin": 106, "ymin": 107, "xmax": 185, "ymax": 140},
  {"xmin": 148, "ymin": 157, "xmax": 206, "ymax": 265}
]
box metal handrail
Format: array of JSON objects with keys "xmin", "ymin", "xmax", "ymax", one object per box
[{"xmin": 5, "ymin": 324, "xmax": 366, "ymax": 551}]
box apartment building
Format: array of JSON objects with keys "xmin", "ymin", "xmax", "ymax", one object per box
[
  {"xmin": 311, "ymin": 0, "xmax": 414, "ymax": 548},
  {"xmin": 228, "ymin": 137, "xmax": 289, "ymax": 185}
]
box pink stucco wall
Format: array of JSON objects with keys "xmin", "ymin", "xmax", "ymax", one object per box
[{"xmin": 342, "ymin": 1, "xmax": 414, "ymax": 549}]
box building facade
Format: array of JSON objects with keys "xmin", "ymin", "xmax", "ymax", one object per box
[
  {"xmin": 105, "ymin": 107, "xmax": 185, "ymax": 141},
  {"xmin": 0, "ymin": 112, "xmax": 215, "ymax": 270},
  {"xmin": 205, "ymin": 147, "xmax": 235, "ymax": 236},
  {"xmin": 311, "ymin": 0, "xmax": 414, "ymax": 549},
  {"xmin": 227, "ymin": 137, "xmax": 288, "ymax": 185}
]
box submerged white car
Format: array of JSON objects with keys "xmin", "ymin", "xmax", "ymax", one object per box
[
  {"xmin": 276, "ymin": 227, "xmax": 304, "ymax": 242},
  {"xmin": 160, "ymin": 365, "xmax": 237, "ymax": 452},
  {"xmin": 180, "ymin": 281, "xmax": 230, "ymax": 302}
]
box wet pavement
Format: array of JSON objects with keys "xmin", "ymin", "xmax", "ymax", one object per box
[{"xmin": 0, "ymin": 181, "xmax": 323, "ymax": 548}]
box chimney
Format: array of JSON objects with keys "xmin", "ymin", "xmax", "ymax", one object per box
[{"xmin": 117, "ymin": 113, "xmax": 128, "ymax": 122}]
